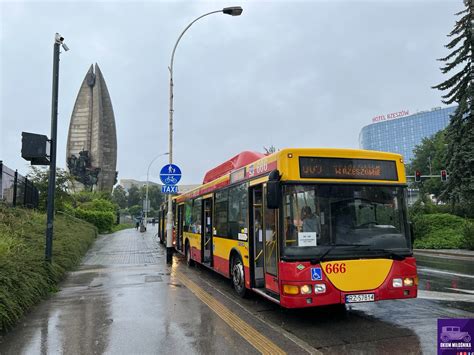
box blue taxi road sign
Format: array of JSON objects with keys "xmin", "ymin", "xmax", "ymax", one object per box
[
  {"xmin": 160, "ymin": 164, "xmax": 182, "ymax": 185},
  {"xmin": 162, "ymin": 185, "xmax": 178, "ymax": 194}
]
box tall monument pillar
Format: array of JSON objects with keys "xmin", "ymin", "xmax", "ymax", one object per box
[{"xmin": 66, "ymin": 64, "xmax": 117, "ymax": 192}]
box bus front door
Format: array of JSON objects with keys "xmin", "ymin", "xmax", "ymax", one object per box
[
  {"xmin": 251, "ymin": 185, "xmax": 265, "ymax": 288},
  {"xmin": 202, "ymin": 198, "xmax": 213, "ymax": 265},
  {"xmin": 263, "ymin": 184, "xmax": 279, "ymax": 294}
]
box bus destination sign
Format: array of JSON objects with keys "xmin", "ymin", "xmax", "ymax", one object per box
[{"xmin": 299, "ymin": 157, "xmax": 398, "ymax": 181}]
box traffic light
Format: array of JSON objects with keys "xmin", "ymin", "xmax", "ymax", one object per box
[
  {"xmin": 415, "ymin": 170, "xmax": 421, "ymax": 182},
  {"xmin": 441, "ymin": 170, "xmax": 448, "ymax": 182}
]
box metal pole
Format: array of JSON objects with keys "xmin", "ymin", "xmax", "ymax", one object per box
[
  {"xmin": 13, "ymin": 170, "xmax": 18, "ymax": 207},
  {"xmin": 165, "ymin": 7, "xmax": 242, "ymax": 264},
  {"xmin": 166, "ymin": 9, "xmax": 224, "ymax": 265},
  {"xmin": 145, "ymin": 152, "xmax": 168, "ymax": 227},
  {"xmin": 45, "ymin": 40, "xmax": 60, "ymax": 262},
  {"xmin": 145, "ymin": 177, "xmax": 149, "ymax": 224}
]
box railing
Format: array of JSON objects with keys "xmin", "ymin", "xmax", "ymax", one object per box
[{"xmin": 0, "ymin": 161, "xmax": 39, "ymax": 208}]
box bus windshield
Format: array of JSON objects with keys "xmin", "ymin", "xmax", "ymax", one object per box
[{"xmin": 282, "ymin": 184, "xmax": 410, "ymax": 259}]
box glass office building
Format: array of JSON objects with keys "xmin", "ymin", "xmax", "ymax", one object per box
[{"xmin": 359, "ymin": 106, "xmax": 457, "ymax": 162}]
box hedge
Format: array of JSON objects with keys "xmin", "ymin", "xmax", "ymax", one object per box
[
  {"xmin": 74, "ymin": 208, "xmax": 115, "ymax": 233},
  {"xmin": 413, "ymin": 213, "xmax": 467, "ymax": 249},
  {"xmin": 0, "ymin": 206, "xmax": 97, "ymax": 331}
]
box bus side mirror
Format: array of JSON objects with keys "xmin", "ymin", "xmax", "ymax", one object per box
[
  {"xmin": 267, "ymin": 169, "xmax": 281, "ymax": 209},
  {"xmin": 409, "ymin": 221, "xmax": 414, "ymax": 245}
]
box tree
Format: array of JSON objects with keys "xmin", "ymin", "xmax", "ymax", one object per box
[
  {"xmin": 27, "ymin": 166, "xmax": 73, "ymax": 211},
  {"xmin": 139, "ymin": 184, "xmax": 164, "ymax": 211},
  {"xmin": 433, "ymin": 1, "xmax": 474, "ymax": 209},
  {"xmin": 128, "ymin": 204, "xmax": 142, "ymax": 217},
  {"xmin": 112, "ymin": 185, "xmax": 127, "ymax": 209},
  {"xmin": 407, "ymin": 131, "xmax": 448, "ymax": 200},
  {"xmin": 127, "ymin": 185, "xmax": 141, "ymax": 207}
]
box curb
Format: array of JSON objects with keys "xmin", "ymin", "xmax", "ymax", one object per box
[{"xmin": 414, "ymin": 249, "xmax": 474, "ymax": 258}]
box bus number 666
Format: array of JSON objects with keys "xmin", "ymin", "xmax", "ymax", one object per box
[{"xmin": 325, "ymin": 263, "xmax": 347, "ymax": 274}]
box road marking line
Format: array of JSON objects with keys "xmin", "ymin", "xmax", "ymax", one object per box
[
  {"xmin": 446, "ymin": 288, "xmax": 474, "ymax": 295},
  {"xmin": 195, "ymin": 272, "xmax": 322, "ymax": 355},
  {"xmin": 175, "ymin": 270, "xmax": 286, "ymax": 355},
  {"xmin": 418, "ymin": 290, "xmax": 474, "ymax": 303},
  {"xmin": 418, "ymin": 267, "xmax": 474, "ymax": 279}
]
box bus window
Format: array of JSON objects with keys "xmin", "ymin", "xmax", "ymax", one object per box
[
  {"xmin": 228, "ymin": 183, "xmax": 248, "ymax": 239},
  {"xmin": 184, "ymin": 200, "xmax": 192, "ymax": 232},
  {"xmin": 282, "ymin": 184, "xmax": 409, "ymax": 258},
  {"xmin": 215, "ymin": 190, "xmax": 228, "ymax": 237},
  {"xmin": 191, "ymin": 199, "xmax": 202, "ymax": 234},
  {"xmin": 264, "ymin": 204, "xmax": 278, "ymax": 276}
]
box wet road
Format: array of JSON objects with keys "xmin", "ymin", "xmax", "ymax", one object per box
[{"xmin": 0, "ymin": 228, "xmax": 472, "ymax": 354}]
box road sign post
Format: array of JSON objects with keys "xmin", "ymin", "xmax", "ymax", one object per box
[{"xmin": 160, "ymin": 164, "xmax": 181, "ymax": 264}]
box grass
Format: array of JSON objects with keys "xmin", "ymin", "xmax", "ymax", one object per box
[
  {"xmin": 109, "ymin": 223, "xmax": 134, "ymax": 233},
  {"xmin": 0, "ymin": 206, "xmax": 97, "ymax": 332}
]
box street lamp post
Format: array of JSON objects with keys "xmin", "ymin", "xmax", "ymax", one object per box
[
  {"xmin": 166, "ymin": 6, "xmax": 243, "ymax": 264},
  {"xmin": 145, "ymin": 152, "xmax": 169, "ymax": 225}
]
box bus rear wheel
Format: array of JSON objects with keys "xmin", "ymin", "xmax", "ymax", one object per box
[
  {"xmin": 231, "ymin": 255, "xmax": 247, "ymax": 298},
  {"xmin": 186, "ymin": 243, "xmax": 194, "ymax": 267}
]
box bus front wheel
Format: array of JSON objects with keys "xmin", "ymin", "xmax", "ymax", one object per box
[{"xmin": 231, "ymin": 255, "xmax": 247, "ymax": 298}]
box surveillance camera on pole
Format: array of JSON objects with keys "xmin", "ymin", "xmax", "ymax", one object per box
[{"xmin": 55, "ymin": 33, "xmax": 69, "ymax": 51}]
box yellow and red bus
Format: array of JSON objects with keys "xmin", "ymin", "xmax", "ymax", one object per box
[{"xmin": 159, "ymin": 148, "xmax": 417, "ymax": 308}]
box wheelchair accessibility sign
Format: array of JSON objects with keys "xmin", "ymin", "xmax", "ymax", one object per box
[{"xmin": 311, "ymin": 267, "xmax": 322, "ymax": 281}]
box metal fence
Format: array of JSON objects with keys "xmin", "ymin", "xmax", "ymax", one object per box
[{"xmin": 0, "ymin": 161, "xmax": 39, "ymax": 208}]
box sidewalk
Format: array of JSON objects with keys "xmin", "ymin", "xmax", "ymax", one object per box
[{"xmin": 0, "ymin": 227, "xmax": 259, "ymax": 354}]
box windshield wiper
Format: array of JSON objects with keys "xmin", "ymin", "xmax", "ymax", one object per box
[
  {"xmin": 317, "ymin": 245, "xmax": 405, "ymax": 263},
  {"xmin": 363, "ymin": 248, "xmax": 406, "ymax": 260},
  {"xmin": 317, "ymin": 244, "xmax": 369, "ymax": 262}
]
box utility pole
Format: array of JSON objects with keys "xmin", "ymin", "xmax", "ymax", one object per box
[{"xmin": 45, "ymin": 33, "xmax": 69, "ymax": 262}]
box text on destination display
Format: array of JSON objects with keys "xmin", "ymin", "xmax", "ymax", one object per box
[{"xmin": 299, "ymin": 157, "xmax": 398, "ymax": 180}]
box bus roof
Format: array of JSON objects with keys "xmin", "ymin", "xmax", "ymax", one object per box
[{"xmin": 175, "ymin": 148, "xmax": 405, "ymax": 202}]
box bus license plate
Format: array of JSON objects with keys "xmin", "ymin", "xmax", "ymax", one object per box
[{"xmin": 345, "ymin": 293, "xmax": 375, "ymax": 303}]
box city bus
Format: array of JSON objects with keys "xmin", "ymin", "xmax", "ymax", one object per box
[{"xmin": 159, "ymin": 148, "xmax": 417, "ymax": 308}]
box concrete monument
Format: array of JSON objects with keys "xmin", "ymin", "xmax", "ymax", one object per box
[{"xmin": 66, "ymin": 64, "xmax": 117, "ymax": 192}]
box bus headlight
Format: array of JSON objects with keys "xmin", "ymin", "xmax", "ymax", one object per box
[
  {"xmin": 300, "ymin": 285, "xmax": 312, "ymax": 295},
  {"xmin": 392, "ymin": 278, "xmax": 403, "ymax": 287},
  {"xmin": 283, "ymin": 285, "xmax": 299, "ymax": 295},
  {"xmin": 403, "ymin": 278, "xmax": 414, "ymax": 287},
  {"xmin": 314, "ymin": 284, "xmax": 326, "ymax": 294}
]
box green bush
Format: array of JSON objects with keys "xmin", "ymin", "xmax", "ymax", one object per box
[
  {"xmin": 79, "ymin": 198, "xmax": 116, "ymax": 213},
  {"xmin": 462, "ymin": 221, "xmax": 474, "ymax": 250},
  {"xmin": 74, "ymin": 208, "xmax": 115, "ymax": 233},
  {"xmin": 128, "ymin": 205, "xmax": 142, "ymax": 217},
  {"xmin": 413, "ymin": 213, "xmax": 467, "ymax": 249},
  {"xmin": 0, "ymin": 206, "xmax": 97, "ymax": 331}
]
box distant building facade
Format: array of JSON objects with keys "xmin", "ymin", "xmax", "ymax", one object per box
[
  {"xmin": 359, "ymin": 106, "xmax": 456, "ymax": 162},
  {"xmin": 66, "ymin": 64, "xmax": 117, "ymax": 192}
]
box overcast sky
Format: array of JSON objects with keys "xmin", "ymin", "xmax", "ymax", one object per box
[{"xmin": 0, "ymin": 0, "xmax": 460, "ymax": 185}]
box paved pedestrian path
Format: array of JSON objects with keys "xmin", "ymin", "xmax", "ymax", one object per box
[{"xmin": 0, "ymin": 228, "xmax": 259, "ymax": 354}]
